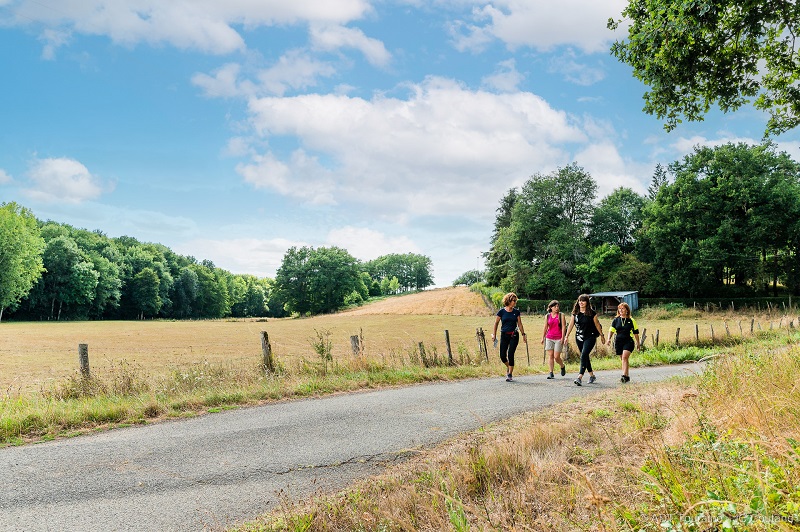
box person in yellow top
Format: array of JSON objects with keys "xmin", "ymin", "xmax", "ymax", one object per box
[{"xmin": 606, "ymin": 302, "xmax": 640, "ymax": 383}]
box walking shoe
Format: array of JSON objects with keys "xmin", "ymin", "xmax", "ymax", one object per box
[
  {"xmin": 620, "ymin": 375, "xmax": 626, "ymax": 383},
  {"xmin": 574, "ymin": 378, "xmax": 582, "ymax": 386},
  {"xmin": 623, "ymin": 375, "xmax": 630, "ymax": 383},
  {"xmin": 589, "ymin": 375, "xmax": 597, "ymax": 384},
  {"xmin": 506, "ymin": 373, "xmax": 512, "ymax": 382},
  {"xmin": 560, "ymin": 366, "xmax": 566, "ymax": 376},
  {"xmin": 547, "ymin": 372, "xmax": 555, "ymax": 379}
]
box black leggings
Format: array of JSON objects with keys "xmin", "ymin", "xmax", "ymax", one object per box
[
  {"xmin": 499, "ymin": 332, "xmax": 519, "ymax": 368},
  {"xmin": 576, "ymin": 336, "xmax": 596, "ymax": 375}
]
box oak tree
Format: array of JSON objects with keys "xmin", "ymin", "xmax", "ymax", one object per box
[{"xmin": 610, "ymin": 0, "xmax": 800, "ymax": 135}]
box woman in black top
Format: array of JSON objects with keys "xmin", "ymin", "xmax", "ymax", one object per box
[
  {"xmin": 491, "ymin": 292, "xmax": 527, "ymax": 382},
  {"xmin": 606, "ymin": 302, "xmax": 640, "ymax": 383},
  {"xmin": 564, "ymin": 294, "xmax": 605, "ymax": 386}
]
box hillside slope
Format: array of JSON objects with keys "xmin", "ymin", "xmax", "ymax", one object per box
[{"xmin": 344, "ymin": 286, "xmax": 491, "ymax": 316}]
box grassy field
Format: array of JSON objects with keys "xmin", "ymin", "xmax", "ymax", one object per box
[
  {"xmin": 1, "ymin": 286, "xmax": 798, "ymax": 447},
  {"xmin": 2, "ymin": 287, "xmax": 794, "ymax": 394}
]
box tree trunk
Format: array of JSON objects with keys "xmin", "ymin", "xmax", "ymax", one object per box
[{"xmin": 0, "ymin": 306, "xmax": 4, "ymax": 322}]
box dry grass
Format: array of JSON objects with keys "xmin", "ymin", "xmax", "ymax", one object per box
[
  {"xmin": 2, "ymin": 287, "xmax": 796, "ymax": 395},
  {"xmin": 238, "ymin": 335, "xmax": 800, "ymax": 532},
  {"xmin": 342, "ymin": 287, "xmax": 491, "ymax": 316},
  {"xmin": 0, "ymin": 287, "xmax": 493, "ymax": 394}
]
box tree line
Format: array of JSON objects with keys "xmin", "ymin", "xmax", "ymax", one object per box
[
  {"xmin": 0, "ymin": 208, "xmax": 434, "ymax": 322},
  {"xmin": 474, "ymin": 142, "xmax": 800, "ymax": 299}
]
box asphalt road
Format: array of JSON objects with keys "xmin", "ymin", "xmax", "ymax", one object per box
[{"xmin": 1, "ymin": 363, "xmax": 701, "ymax": 531}]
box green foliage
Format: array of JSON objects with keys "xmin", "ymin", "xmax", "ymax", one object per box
[
  {"xmin": 309, "ymin": 328, "xmax": 334, "ymax": 374},
  {"xmin": 343, "ymin": 290, "xmax": 363, "ymax": 307},
  {"xmin": 643, "ymin": 423, "xmax": 800, "ymax": 531},
  {"xmin": 575, "ymin": 243, "xmax": 623, "ymax": 291},
  {"xmin": 486, "ymin": 162, "xmax": 596, "ymax": 297},
  {"xmin": 587, "ymin": 187, "xmax": 646, "ymax": 253},
  {"xmin": 131, "ymin": 267, "xmax": 162, "ymax": 319},
  {"xmin": 274, "ymin": 246, "xmax": 366, "ymax": 315},
  {"xmin": 364, "ymin": 253, "xmax": 435, "ymax": 292},
  {"xmin": 0, "ymin": 202, "xmax": 45, "ymax": 321},
  {"xmin": 610, "ymin": 0, "xmax": 800, "ymax": 136},
  {"xmin": 452, "ymin": 269, "xmax": 485, "ymax": 286},
  {"xmin": 642, "ymin": 142, "xmax": 800, "ymax": 297}
]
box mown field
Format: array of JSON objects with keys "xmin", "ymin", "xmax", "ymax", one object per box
[
  {"xmin": 0, "ymin": 287, "xmax": 493, "ymax": 394},
  {"xmin": 1, "ymin": 286, "xmax": 798, "ymax": 447},
  {"xmin": 2, "ymin": 286, "xmax": 796, "ymax": 394}
]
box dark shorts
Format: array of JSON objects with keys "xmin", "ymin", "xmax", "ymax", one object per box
[{"xmin": 615, "ymin": 339, "xmax": 635, "ymax": 356}]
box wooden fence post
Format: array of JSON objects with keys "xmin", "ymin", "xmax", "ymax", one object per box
[
  {"xmin": 750, "ymin": 319, "xmax": 754, "ymax": 334},
  {"xmin": 711, "ymin": 324, "xmax": 715, "ymax": 341},
  {"xmin": 260, "ymin": 331, "xmax": 275, "ymax": 374},
  {"xmin": 640, "ymin": 328, "xmax": 647, "ymax": 348},
  {"xmin": 477, "ymin": 328, "xmax": 488, "ymax": 362},
  {"xmin": 78, "ymin": 343, "xmax": 90, "ymax": 377},
  {"xmin": 445, "ymin": 330, "xmax": 453, "ymax": 365},
  {"xmin": 655, "ymin": 330, "xmax": 660, "ymax": 347},
  {"xmin": 675, "ymin": 328, "xmax": 680, "ymax": 346},
  {"xmin": 350, "ymin": 335, "xmax": 361, "ymax": 357},
  {"xmin": 695, "ymin": 323, "xmax": 699, "ymax": 341},
  {"xmin": 724, "ymin": 321, "xmax": 730, "ymax": 336},
  {"xmin": 738, "ymin": 321, "xmax": 743, "ymax": 336}
]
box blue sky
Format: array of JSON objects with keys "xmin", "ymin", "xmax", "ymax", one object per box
[{"xmin": 2, "ymin": 0, "xmax": 799, "ymax": 286}]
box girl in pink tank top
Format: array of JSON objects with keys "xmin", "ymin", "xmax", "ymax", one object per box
[{"xmin": 540, "ymin": 300, "xmax": 566, "ymax": 379}]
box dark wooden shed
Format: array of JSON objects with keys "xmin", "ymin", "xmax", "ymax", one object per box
[{"xmin": 589, "ymin": 291, "xmax": 639, "ymax": 314}]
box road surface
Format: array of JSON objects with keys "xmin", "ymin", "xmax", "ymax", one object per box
[{"xmin": 1, "ymin": 363, "xmax": 701, "ymax": 531}]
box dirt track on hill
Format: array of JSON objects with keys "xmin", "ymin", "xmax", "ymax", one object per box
[{"xmin": 343, "ymin": 286, "xmax": 491, "ymax": 316}]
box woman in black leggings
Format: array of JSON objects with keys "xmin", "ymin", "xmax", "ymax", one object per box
[
  {"xmin": 564, "ymin": 294, "xmax": 605, "ymax": 386},
  {"xmin": 491, "ymin": 292, "xmax": 527, "ymax": 382}
]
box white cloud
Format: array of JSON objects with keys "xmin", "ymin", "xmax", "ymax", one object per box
[
  {"xmin": 0, "ymin": 168, "xmax": 11, "ymax": 184},
  {"xmin": 39, "ymin": 28, "xmax": 71, "ymax": 60},
  {"xmin": 574, "ymin": 141, "xmax": 648, "ymax": 197},
  {"xmin": 669, "ymin": 134, "xmax": 759, "ymax": 156},
  {"xmin": 23, "ymin": 157, "xmax": 110, "ymax": 204},
  {"xmin": 240, "ymin": 77, "xmax": 585, "ymax": 220},
  {"xmin": 193, "ymin": 52, "xmax": 338, "ymax": 98},
  {"xmin": 481, "ymin": 58, "xmax": 524, "ymax": 92},
  {"xmin": 310, "ymin": 24, "xmax": 392, "ymax": 67},
  {"xmin": 775, "ymin": 140, "xmax": 800, "ymax": 162},
  {"xmin": 7, "ymin": 0, "xmax": 373, "ymax": 55},
  {"xmin": 174, "ymin": 237, "xmax": 305, "ymax": 278},
  {"xmin": 548, "ymin": 51, "xmax": 605, "ymax": 86},
  {"xmin": 326, "ymin": 227, "xmax": 421, "ymax": 261},
  {"xmin": 256, "ymin": 50, "xmax": 338, "ymax": 95},
  {"xmin": 453, "ymin": 0, "xmax": 628, "ymax": 54},
  {"xmin": 236, "ymin": 150, "xmax": 336, "ymax": 205},
  {"xmin": 192, "ymin": 63, "xmax": 249, "ymax": 98}
]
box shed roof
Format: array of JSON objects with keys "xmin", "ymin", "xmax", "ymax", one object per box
[{"xmin": 589, "ymin": 291, "xmax": 638, "ymax": 297}]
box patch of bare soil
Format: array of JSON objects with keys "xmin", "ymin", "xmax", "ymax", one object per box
[{"xmin": 344, "ymin": 286, "xmax": 491, "ymax": 316}]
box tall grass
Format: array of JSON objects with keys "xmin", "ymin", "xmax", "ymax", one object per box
[
  {"xmin": 235, "ymin": 331, "xmax": 800, "ymax": 532},
  {"xmin": 0, "ymin": 346, "xmax": 494, "ymax": 445}
]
